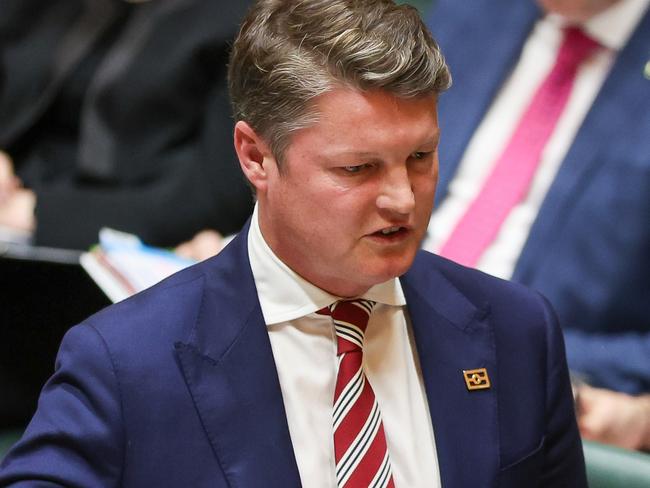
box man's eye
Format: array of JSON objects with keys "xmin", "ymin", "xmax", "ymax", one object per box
[
  {"xmin": 411, "ymin": 151, "xmax": 431, "ymax": 160},
  {"xmin": 342, "ymin": 165, "xmax": 365, "ymax": 173}
]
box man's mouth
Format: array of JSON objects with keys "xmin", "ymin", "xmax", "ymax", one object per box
[
  {"xmin": 369, "ymin": 225, "xmax": 410, "ymax": 240},
  {"xmin": 380, "ymin": 226, "xmax": 402, "ymax": 235}
]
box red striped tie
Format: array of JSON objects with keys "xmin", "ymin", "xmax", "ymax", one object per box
[
  {"xmin": 438, "ymin": 27, "xmax": 600, "ymax": 267},
  {"xmin": 319, "ymin": 299, "xmax": 395, "ymax": 488}
]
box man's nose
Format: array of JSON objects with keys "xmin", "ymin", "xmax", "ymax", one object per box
[{"xmin": 376, "ymin": 167, "xmax": 415, "ymax": 215}]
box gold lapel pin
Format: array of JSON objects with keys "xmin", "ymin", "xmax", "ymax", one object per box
[
  {"xmin": 644, "ymin": 61, "xmax": 650, "ymax": 81},
  {"xmin": 463, "ymin": 368, "xmax": 491, "ymax": 391}
]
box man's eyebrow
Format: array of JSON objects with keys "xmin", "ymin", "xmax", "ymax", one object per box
[
  {"xmin": 428, "ymin": 130, "xmax": 441, "ymax": 146},
  {"xmin": 410, "ymin": 134, "xmax": 440, "ymax": 151},
  {"xmin": 318, "ymin": 130, "xmax": 441, "ymax": 160},
  {"xmin": 325, "ymin": 151, "xmax": 381, "ymax": 158}
]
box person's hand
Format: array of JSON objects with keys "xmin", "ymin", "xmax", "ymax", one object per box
[
  {"xmin": 0, "ymin": 188, "xmax": 36, "ymax": 233},
  {"xmin": 175, "ymin": 229, "xmax": 224, "ymax": 261},
  {"xmin": 577, "ymin": 385, "xmax": 650, "ymax": 451},
  {"xmin": 0, "ymin": 151, "xmax": 21, "ymax": 204}
]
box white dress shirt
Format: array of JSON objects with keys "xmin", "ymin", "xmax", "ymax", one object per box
[
  {"xmin": 424, "ymin": 0, "xmax": 649, "ymax": 279},
  {"xmin": 247, "ymin": 204, "xmax": 441, "ymax": 488}
]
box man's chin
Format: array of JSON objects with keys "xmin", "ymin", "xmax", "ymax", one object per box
[{"xmin": 367, "ymin": 254, "xmax": 417, "ymax": 283}]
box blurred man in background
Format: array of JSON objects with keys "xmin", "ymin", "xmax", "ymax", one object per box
[{"xmin": 0, "ymin": 0, "xmax": 253, "ymax": 250}]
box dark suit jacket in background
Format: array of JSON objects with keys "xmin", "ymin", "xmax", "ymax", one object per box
[
  {"xmin": 0, "ymin": 0, "xmax": 254, "ymax": 249},
  {"xmin": 427, "ymin": 0, "xmax": 650, "ymax": 393},
  {"xmin": 0, "ymin": 222, "xmax": 586, "ymax": 487}
]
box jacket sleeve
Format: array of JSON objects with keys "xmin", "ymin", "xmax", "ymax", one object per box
[
  {"xmin": 564, "ymin": 329, "xmax": 650, "ymax": 394},
  {"xmin": 538, "ymin": 294, "xmax": 588, "ymax": 487},
  {"xmin": 0, "ymin": 323, "xmax": 124, "ymax": 487}
]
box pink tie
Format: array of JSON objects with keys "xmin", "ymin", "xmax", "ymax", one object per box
[
  {"xmin": 439, "ymin": 27, "xmax": 600, "ymax": 267},
  {"xmin": 319, "ymin": 300, "xmax": 395, "ymax": 488}
]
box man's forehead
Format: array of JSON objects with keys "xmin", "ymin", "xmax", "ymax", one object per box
[
  {"xmin": 312, "ymin": 87, "xmax": 438, "ymax": 111},
  {"xmin": 302, "ymin": 88, "xmax": 438, "ymax": 136}
]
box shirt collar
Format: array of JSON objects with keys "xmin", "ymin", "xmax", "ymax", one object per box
[
  {"xmin": 247, "ymin": 203, "xmax": 406, "ymax": 325},
  {"xmin": 548, "ymin": 0, "xmax": 649, "ymax": 51}
]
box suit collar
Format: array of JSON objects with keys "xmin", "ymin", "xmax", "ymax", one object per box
[{"xmin": 402, "ymin": 252, "xmax": 499, "ymax": 486}]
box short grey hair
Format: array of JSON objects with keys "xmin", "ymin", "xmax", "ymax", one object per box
[{"xmin": 228, "ymin": 0, "xmax": 451, "ymax": 162}]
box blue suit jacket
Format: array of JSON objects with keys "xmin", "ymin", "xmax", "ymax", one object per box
[
  {"xmin": 427, "ymin": 0, "xmax": 650, "ymax": 393},
  {"xmin": 0, "ymin": 224, "xmax": 585, "ymax": 486}
]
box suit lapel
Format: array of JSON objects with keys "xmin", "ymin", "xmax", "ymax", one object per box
[
  {"xmin": 175, "ymin": 225, "xmax": 301, "ymax": 487},
  {"xmin": 514, "ymin": 9, "xmax": 650, "ymax": 283},
  {"xmin": 402, "ymin": 253, "xmax": 499, "ymax": 487}
]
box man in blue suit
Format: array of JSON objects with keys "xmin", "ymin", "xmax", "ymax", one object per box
[
  {"xmin": 425, "ymin": 0, "xmax": 650, "ymax": 396},
  {"xmin": 0, "ymin": 1, "xmax": 586, "ymax": 486}
]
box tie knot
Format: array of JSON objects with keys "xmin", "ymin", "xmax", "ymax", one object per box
[
  {"xmin": 559, "ymin": 26, "xmax": 600, "ymax": 65},
  {"xmin": 320, "ymin": 299, "xmax": 376, "ymax": 355}
]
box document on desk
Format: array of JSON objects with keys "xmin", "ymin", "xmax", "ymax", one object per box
[
  {"xmin": 0, "ymin": 224, "xmax": 32, "ymax": 245},
  {"xmin": 80, "ymin": 228, "xmax": 197, "ymax": 303}
]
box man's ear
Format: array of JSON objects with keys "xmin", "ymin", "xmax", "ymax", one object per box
[{"xmin": 234, "ymin": 121, "xmax": 274, "ymax": 193}]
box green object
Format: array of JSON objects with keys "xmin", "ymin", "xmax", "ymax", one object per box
[
  {"xmin": 584, "ymin": 440, "xmax": 650, "ymax": 488},
  {"xmin": 0, "ymin": 429, "xmax": 22, "ymax": 461}
]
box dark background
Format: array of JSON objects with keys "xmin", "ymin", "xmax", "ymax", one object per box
[{"xmin": 0, "ymin": 250, "xmax": 110, "ymax": 428}]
